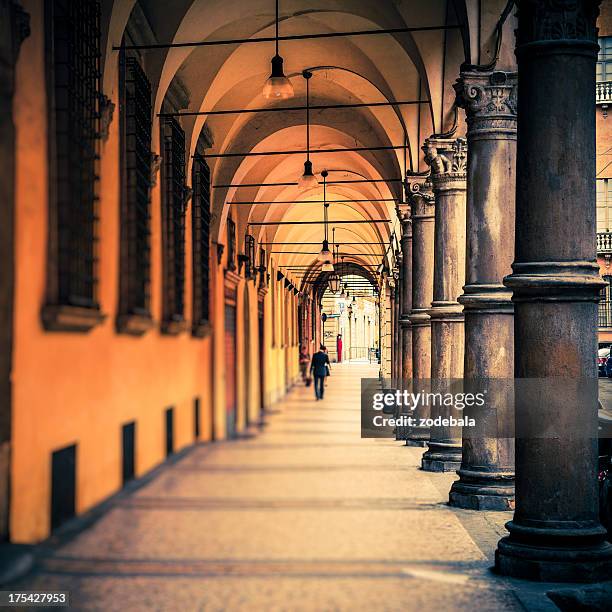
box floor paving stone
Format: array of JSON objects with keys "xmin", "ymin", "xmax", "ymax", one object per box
[{"xmin": 9, "ymin": 363, "xmax": 562, "ymax": 611}]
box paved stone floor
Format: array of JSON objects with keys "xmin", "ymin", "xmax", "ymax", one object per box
[{"xmin": 12, "ymin": 363, "xmax": 565, "ymax": 611}]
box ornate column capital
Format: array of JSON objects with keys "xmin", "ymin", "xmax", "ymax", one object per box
[
  {"xmin": 422, "ymin": 137, "xmax": 467, "ymax": 192},
  {"xmin": 407, "ymin": 178, "xmax": 435, "ymax": 221},
  {"xmin": 515, "ymin": 0, "xmax": 601, "ymax": 50},
  {"xmin": 396, "ymin": 204, "xmax": 412, "ymax": 237},
  {"xmin": 454, "ymin": 71, "xmax": 518, "ymax": 139}
]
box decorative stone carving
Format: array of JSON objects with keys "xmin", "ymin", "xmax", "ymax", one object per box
[
  {"xmin": 407, "ymin": 178, "xmax": 435, "ymax": 219},
  {"xmin": 454, "ymin": 71, "xmax": 518, "ymax": 137},
  {"xmin": 99, "ymin": 94, "xmax": 115, "ymax": 142},
  {"xmin": 422, "ymin": 137, "xmax": 467, "ymax": 184},
  {"xmin": 396, "ymin": 203, "xmax": 411, "ymax": 226},
  {"xmin": 516, "ymin": 0, "xmax": 601, "ymax": 46}
]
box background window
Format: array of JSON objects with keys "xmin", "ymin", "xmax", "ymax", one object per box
[
  {"xmin": 43, "ymin": 0, "xmax": 104, "ymax": 331},
  {"xmin": 597, "ymin": 37, "xmax": 612, "ymax": 82},
  {"xmin": 192, "ymin": 157, "xmax": 211, "ymax": 335},
  {"xmin": 160, "ymin": 117, "xmax": 187, "ymax": 334},
  {"xmin": 597, "ymin": 179, "xmax": 612, "ymax": 234},
  {"xmin": 117, "ymin": 54, "xmax": 153, "ymax": 334}
]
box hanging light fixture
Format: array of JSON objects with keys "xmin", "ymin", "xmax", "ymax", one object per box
[
  {"xmin": 263, "ymin": 0, "xmax": 294, "ymax": 100},
  {"xmin": 328, "ymin": 273, "xmax": 340, "ymax": 293},
  {"xmin": 318, "ymin": 170, "xmax": 332, "ymax": 268},
  {"xmin": 327, "ymin": 233, "xmax": 340, "ymax": 292},
  {"xmin": 297, "ymin": 70, "xmax": 318, "ymax": 190}
]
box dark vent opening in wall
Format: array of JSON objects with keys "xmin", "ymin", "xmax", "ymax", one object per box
[
  {"xmin": 122, "ymin": 421, "xmax": 136, "ymax": 485},
  {"xmin": 165, "ymin": 407, "xmax": 174, "ymax": 456},
  {"xmin": 194, "ymin": 398, "xmax": 201, "ymax": 439},
  {"xmin": 50, "ymin": 444, "xmax": 76, "ymax": 531}
]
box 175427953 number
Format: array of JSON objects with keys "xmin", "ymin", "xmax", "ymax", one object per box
[{"xmin": 1, "ymin": 592, "xmax": 69, "ymax": 607}]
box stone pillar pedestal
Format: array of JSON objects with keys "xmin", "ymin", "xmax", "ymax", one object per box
[
  {"xmin": 395, "ymin": 207, "xmax": 413, "ymax": 440},
  {"xmin": 394, "ymin": 271, "xmax": 402, "ymax": 384},
  {"xmin": 421, "ymin": 138, "xmax": 467, "ymax": 472},
  {"xmin": 406, "ymin": 178, "xmax": 435, "ymax": 447},
  {"xmin": 494, "ymin": 0, "xmax": 612, "ymax": 582},
  {"xmin": 400, "ymin": 217, "xmax": 413, "ymax": 382},
  {"xmin": 449, "ymin": 70, "xmax": 517, "ymax": 511}
]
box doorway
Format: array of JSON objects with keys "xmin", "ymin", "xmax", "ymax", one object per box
[{"xmin": 225, "ymin": 292, "xmax": 237, "ymax": 438}]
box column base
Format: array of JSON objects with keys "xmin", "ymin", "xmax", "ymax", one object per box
[
  {"xmin": 495, "ymin": 522, "xmax": 612, "ymax": 583},
  {"xmin": 406, "ymin": 439, "xmax": 428, "ymax": 447},
  {"xmin": 449, "ymin": 469, "xmax": 515, "ymax": 511},
  {"xmin": 396, "ymin": 425, "xmax": 410, "ymax": 441},
  {"xmin": 421, "ymin": 441, "xmax": 462, "ymax": 472},
  {"xmin": 406, "ymin": 426, "xmax": 429, "ymax": 447}
]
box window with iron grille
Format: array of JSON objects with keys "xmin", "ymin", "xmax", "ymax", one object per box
[
  {"xmin": 43, "ymin": 0, "xmax": 105, "ymax": 331},
  {"xmin": 259, "ymin": 247, "xmax": 267, "ymax": 287},
  {"xmin": 227, "ymin": 217, "xmax": 237, "ymax": 271},
  {"xmin": 599, "ymin": 277, "xmax": 612, "ymax": 329},
  {"xmin": 192, "ymin": 156, "xmax": 211, "ymax": 336},
  {"xmin": 161, "ymin": 116, "xmax": 187, "ymax": 334},
  {"xmin": 117, "ymin": 54, "xmax": 153, "ymax": 335},
  {"xmin": 244, "ymin": 234, "xmax": 255, "ymax": 279}
]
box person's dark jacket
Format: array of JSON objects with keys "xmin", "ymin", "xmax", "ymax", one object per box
[{"xmin": 310, "ymin": 351, "xmax": 330, "ymax": 377}]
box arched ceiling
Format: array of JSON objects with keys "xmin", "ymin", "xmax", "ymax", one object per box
[{"xmin": 101, "ymin": 0, "xmax": 516, "ymax": 291}]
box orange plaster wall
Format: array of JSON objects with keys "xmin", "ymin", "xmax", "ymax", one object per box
[
  {"xmin": 597, "ymin": 108, "xmax": 612, "ymax": 180},
  {"xmin": 10, "ymin": 2, "xmax": 215, "ymax": 543}
]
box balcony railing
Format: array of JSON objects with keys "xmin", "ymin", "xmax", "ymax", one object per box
[
  {"xmin": 597, "ymin": 81, "xmax": 612, "ymax": 104},
  {"xmin": 598, "ymin": 232, "xmax": 612, "ymax": 253}
]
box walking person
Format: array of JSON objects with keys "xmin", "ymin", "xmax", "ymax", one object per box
[{"xmin": 310, "ymin": 345, "xmax": 331, "ymax": 400}]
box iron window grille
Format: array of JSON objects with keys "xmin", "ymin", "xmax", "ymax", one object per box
[
  {"xmin": 259, "ymin": 247, "xmax": 267, "ymax": 287},
  {"xmin": 599, "ymin": 277, "xmax": 612, "ymax": 329},
  {"xmin": 161, "ymin": 116, "xmax": 187, "ymax": 334},
  {"xmin": 226, "ymin": 217, "xmax": 237, "ymax": 271},
  {"xmin": 117, "ymin": 54, "xmax": 153, "ymax": 335},
  {"xmin": 43, "ymin": 0, "xmax": 105, "ymax": 331},
  {"xmin": 244, "ymin": 234, "xmax": 255, "ymax": 279},
  {"xmin": 192, "ymin": 156, "xmax": 211, "ymax": 336}
]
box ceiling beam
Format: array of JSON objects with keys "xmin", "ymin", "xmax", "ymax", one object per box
[
  {"xmin": 248, "ymin": 219, "xmax": 390, "ymax": 226},
  {"xmin": 114, "ymin": 25, "xmax": 461, "ymax": 51},
  {"xmin": 199, "ymin": 144, "xmax": 405, "ymax": 159},
  {"xmin": 230, "ymin": 198, "xmax": 396, "ymax": 205},
  {"xmin": 260, "ymin": 241, "xmax": 384, "ymax": 245},
  {"xmin": 159, "ymin": 100, "xmax": 427, "ymax": 118},
  {"xmin": 214, "ymin": 178, "xmax": 403, "ymax": 188}
]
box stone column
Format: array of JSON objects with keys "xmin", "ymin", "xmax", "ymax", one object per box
[
  {"xmin": 421, "ymin": 137, "xmax": 467, "ymax": 472},
  {"xmin": 448, "ymin": 70, "xmax": 517, "ymax": 511},
  {"xmin": 495, "ymin": 0, "xmax": 612, "ymax": 582},
  {"xmin": 394, "ymin": 270, "xmax": 401, "ymax": 383},
  {"xmin": 388, "ymin": 282, "xmax": 395, "ymax": 382},
  {"xmin": 382, "ymin": 281, "xmax": 393, "ymax": 383},
  {"xmin": 399, "ymin": 211, "xmax": 413, "ymax": 382},
  {"xmin": 396, "ymin": 210, "xmax": 413, "ymax": 440},
  {"xmin": 406, "ymin": 178, "xmax": 435, "ymax": 446}
]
